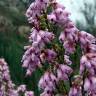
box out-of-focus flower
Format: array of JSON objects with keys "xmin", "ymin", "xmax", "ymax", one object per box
[{"xmin": 0, "ymin": 58, "xmax": 17, "ymax": 96}]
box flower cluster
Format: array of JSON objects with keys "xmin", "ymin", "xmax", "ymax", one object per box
[
  {"xmin": 40, "ymin": 49, "xmax": 57, "ymax": 63},
  {"xmin": 26, "ymin": 0, "xmax": 51, "ymax": 27},
  {"xmin": 22, "ymin": 28, "xmax": 55, "ymax": 75},
  {"xmin": 79, "ymin": 31, "xmax": 96, "ymax": 53},
  {"xmin": 56, "ymin": 64, "xmax": 73, "ymax": 81},
  {"xmin": 1, "ymin": 0, "xmax": 96, "ymax": 95},
  {"xmin": 59, "ymin": 23, "xmax": 78, "ymax": 54},
  {"xmin": 22, "ymin": 0, "xmax": 96, "ymax": 95},
  {"xmin": 0, "ymin": 58, "xmax": 18, "ymax": 96},
  {"xmin": 38, "ymin": 71, "xmax": 57, "ymax": 96},
  {"xmin": 0, "ymin": 58, "xmax": 34, "ymax": 96},
  {"xmin": 68, "ymin": 76, "xmax": 82, "ymax": 96}
]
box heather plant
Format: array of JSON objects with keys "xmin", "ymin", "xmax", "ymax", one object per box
[
  {"xmin": 0, "ymin": 58, "xmax": 34, "ymax": 96},
  {"xmin": 1, "ymin": 0, "xmax": 96, "ymax": 96},
  {"xmin": 22, "ymin": 0, "xmax": 96, "ymax": 95}
]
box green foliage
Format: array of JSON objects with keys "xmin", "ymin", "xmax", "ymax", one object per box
[{"xmin": 0, "ymin": 0, "xmax": 40, "ymax": 96}]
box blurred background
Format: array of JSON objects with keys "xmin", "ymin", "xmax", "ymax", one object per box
[{"xmin": 0, "ymin": 0, "xmax": 96, "ymax": 96}]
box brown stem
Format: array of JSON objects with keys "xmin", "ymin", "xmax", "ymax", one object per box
[{"xmin": 82, "ymin": 71, "xmax": 86, "ymax": 96}]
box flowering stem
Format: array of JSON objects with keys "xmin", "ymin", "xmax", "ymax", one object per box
[
  {"xmin": 68, "ymin": 75, "xmax": 72, "ymax": 87},
  {"xmin": 43, "ymin": 10, "xmax": 51, "ymax": 31},
  {"xmin": 63, "ymin": 83, "xmax": 68, "ymax": 95},
  {"xmin": 62, "ymin": 81, "xmax": 68, "ymax": 95},
  {"xmin": 82, "ymin": 71, "xmax": 86, "ymax": 96}
]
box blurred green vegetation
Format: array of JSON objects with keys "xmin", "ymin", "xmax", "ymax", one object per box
[
  {"xmin": 76, "ymin": 0, "xmax": 96, "ymax": 36},
  {"xmin": 0, "ymin": 0, "xmax": 41, "ymax": 96}
]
